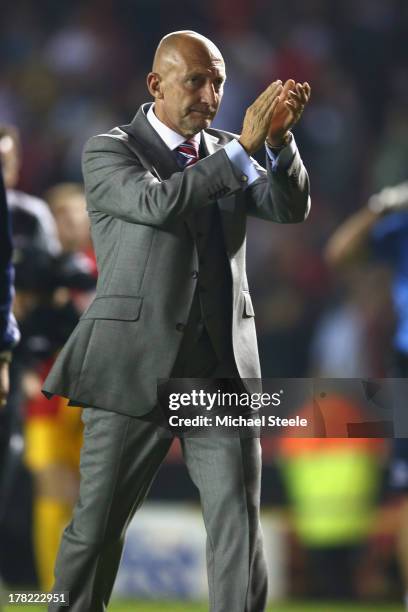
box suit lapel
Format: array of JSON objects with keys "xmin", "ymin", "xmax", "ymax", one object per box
[
  {"xmin": 121, "ymin": 104, "xmax": 196, "ymax": 238},
  {"xmin": 121, "ymin": 104, "xmax": 202, "ymax": 242},
  {"xmin": 120, "ymin": 104, "xmax": 180, "ymax": 180},
  {"xmin": 201, "ymin": 130, "xmax": 220, "ymax": 157}
]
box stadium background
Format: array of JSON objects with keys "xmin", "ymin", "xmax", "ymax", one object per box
[{"xmin": 1, "ymin": 0, "xmax": 408, "ymax": 609}]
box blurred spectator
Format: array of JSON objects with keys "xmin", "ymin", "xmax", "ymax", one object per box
[
  {"xmin": 325, "ymin": 180, "xmax": 408, "ymax": 607},
  {"xmin": 0, "ymin": 127, "xmax": 95, "ymax": 589},
  {"xmin": 19, "ymin": 183, "xmax": 96, "ymax": 590},
  {"xmin": 0, "ymin": 124, "xmax": 60, "ymax": 256},
  {"xmin": 0, "ymin": 122, "xmax": 61, "ymax": 587},
  {"xmin": 45, "ymin": 183, "xmax": 96, "ymax": 313},
  {"xmin": 278, "ymin": 424, "xmax": 385, "ymax": 600}
]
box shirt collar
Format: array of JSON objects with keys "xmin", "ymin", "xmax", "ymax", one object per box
[{"xmin": 146, "ymin": 103, "xmax": 201, "ymax": 151}]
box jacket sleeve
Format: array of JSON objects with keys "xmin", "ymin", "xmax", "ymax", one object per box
[
  {"xmin": 245, "ymin": 144, "xmax": 311, "ymax": 223},
  {"xmin": 0, "ymin": 170, "xmax": 20, "ymax": 352},
  {"xmin": 82, "ymin": 134, "xmax": 247, "ymax": 226}
]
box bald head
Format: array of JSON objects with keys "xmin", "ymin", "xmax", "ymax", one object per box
[
  {"xmin": 152, "ymin": 31, "xmax": 224, "ymax": 75},
  {"xmin": 147, "ymin": 31, "xmax": 226, "ymax": 138}
]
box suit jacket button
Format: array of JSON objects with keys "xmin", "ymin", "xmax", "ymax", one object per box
[
  {"xmin": 241, "ymin": 174, "xmax": 248, "ymax": 182},
  {"xmin": 191, "ymin": 270, "xmax": 199, "ymax": 279},
  {"xmin": 176, "ymin": 323, "xmax": 185, "ymax": 332}
]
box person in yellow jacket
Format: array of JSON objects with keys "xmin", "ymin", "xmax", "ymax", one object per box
[{"xmin": 277, "ymin": 393, "xmax": 386, "ymax": 599}]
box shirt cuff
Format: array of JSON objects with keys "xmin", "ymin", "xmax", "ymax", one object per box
[
  {"xmin": 265, "ymin": 132, "xmax": 297, "ymax": 171},
  {"xmin": 224, "ymin": 139, "xmax": 260, "ymax": 186}
]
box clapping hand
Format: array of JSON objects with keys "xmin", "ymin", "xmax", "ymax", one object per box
[
  {"xmin": 239, "ymin": 80, "xmax": 284, "ymax": 155},
  {"xmin": 267, "ymin": 79, "xmax": 311, "ymax": 147}
]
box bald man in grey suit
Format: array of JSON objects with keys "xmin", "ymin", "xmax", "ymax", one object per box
[{"xmin": 43, "ymin": 30, "xmax": 311, "ymax": 612}]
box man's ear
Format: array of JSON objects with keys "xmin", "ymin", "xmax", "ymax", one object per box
[{"xmin": 146, "ymin": 72, "xmax": 164, "ymax": 99}]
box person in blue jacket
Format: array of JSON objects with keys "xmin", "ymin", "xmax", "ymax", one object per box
[
  {"xmin": 325, "ymin": 180, "xmax": 408, "ymax": 607},
  {"xmin": 0, "ymin": 164, "xmax": 20, "ymax": 406}
]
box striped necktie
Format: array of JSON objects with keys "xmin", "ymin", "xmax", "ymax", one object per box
[{"xmin": 175, "ymin": 138, "xmax": 200, "ymax": 169}]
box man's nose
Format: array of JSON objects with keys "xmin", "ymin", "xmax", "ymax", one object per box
[{"xmin": 200, "ymin": 82, "xmax": 217, "ymax": 106}]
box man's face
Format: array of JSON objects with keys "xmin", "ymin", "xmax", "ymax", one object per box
[
  {"xmin": 150, "ymin": 46, "xmax": 226, "ymax": 138},
  {"xmin": 0, "ymin": 136, "xmax": 20, "ymax": 189},
  {"xmin": 52, "ymin": 193, "xmax": 90, "ymax": 252}
]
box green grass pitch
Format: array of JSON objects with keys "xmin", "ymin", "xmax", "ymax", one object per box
[{"xmin": 3, "ymin": 601, "xmax": 405, "ymax": 611}]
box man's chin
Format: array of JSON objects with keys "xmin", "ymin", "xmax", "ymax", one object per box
[{"xmin": 187, "ymin": 117, "xmax": 212, "ymax": 133}]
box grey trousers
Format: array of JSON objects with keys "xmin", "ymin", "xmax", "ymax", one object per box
[{"xmin": 49, "ymin": 330, "xmax": 268, "ymax": 612}]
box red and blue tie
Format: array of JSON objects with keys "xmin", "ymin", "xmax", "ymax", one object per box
[{"xmin": 175, "ymin": 138, "xmax": 200, "ymax": 169}]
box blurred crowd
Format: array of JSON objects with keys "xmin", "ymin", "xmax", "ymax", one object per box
[{"xmin": 1, "ymin": 0, "xmax": 408, "ymax": 602}]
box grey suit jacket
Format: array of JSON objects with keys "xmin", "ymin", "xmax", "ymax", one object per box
[{"xmin": 43, "ymin": 103, "xmax": 310, "ymax": 416}]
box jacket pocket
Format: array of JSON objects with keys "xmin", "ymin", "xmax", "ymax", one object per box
[
  {"xmin": 80, "ymin": 295, "xmax": 143, "ymax": 321},
  {"xmin": 243, "ymin": 292, "xmax": 255, "ymax": 317}
]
